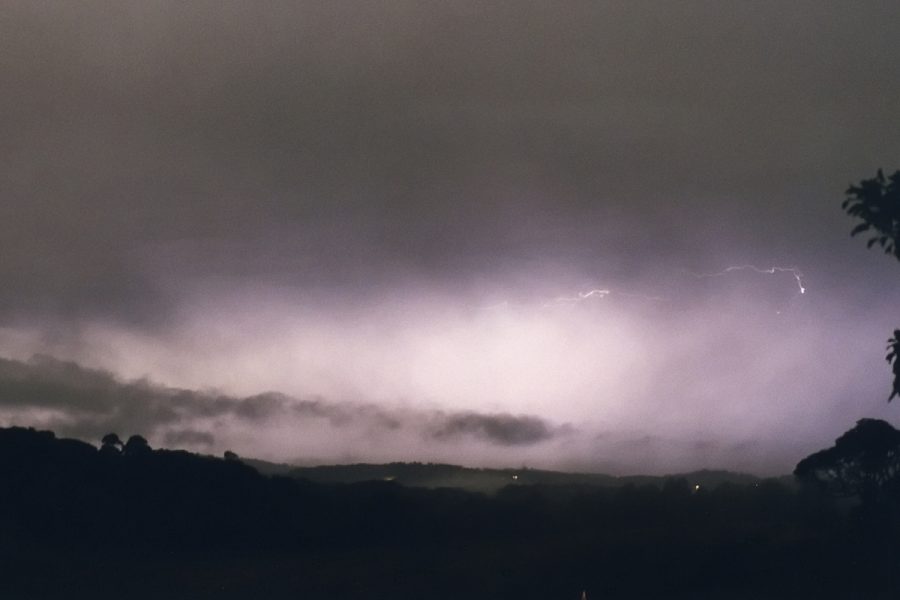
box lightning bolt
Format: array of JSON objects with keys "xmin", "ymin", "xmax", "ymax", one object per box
[
  {"xmin": 542, "ymin": 288, "xmax": 667, "ymax": 308},
  {"xmin": 544, "ymin": 289, "xmax": 612, "ymax": 307},
  {"xmin": 692, "ymin": 265, "xmax": 806, "ymax": 295},
  {"xmin": 479, "ymin": 265, "xmax": 804, "ymax": 312}
]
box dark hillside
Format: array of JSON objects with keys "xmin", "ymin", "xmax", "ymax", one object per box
[{"xmin": 0, "ymin": 425, "xmax": 897, "ymax": 599}]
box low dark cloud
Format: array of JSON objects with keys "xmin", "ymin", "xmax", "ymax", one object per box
[
  {"xmin": 431, "ymin": 412, "xmax": 558, "ymax": 446},
  {"xmin": 0, "ymin": 354, "xmax": 275, "ymax": 441},
  {"xmin": 0, "ymin": 355, "xmax": 563, "ymax": 452}
]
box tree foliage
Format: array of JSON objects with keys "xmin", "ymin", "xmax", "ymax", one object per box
[
  {"xmin": 123, "ymin": 434, "xmax": 152, "ymax": 457},
  {"xmin": 795, "ymin": 419, "xmax": 900, "ymax": 502},
  {"xmin": 842, "ymin": 169, "xmax": 900, "ymax": 260},
  {"xmin": 100, "ymin": 432, "xmax": 123, "ymax": 455},
  {"xmin": 842, "ymin": 169, "xmax": 900, "ymax": 401},
  {"xmin": 888, "ymin": 330, "xmax": 900, "ymax": 402}
]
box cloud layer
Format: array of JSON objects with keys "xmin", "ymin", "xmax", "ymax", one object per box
[
  {"xmin": 2, "ymin": 2, "xmax": 900, "ymax": 322},
  {"xmin": 0, "ymin": 354, "xmax": 564, "ymax": 458}
]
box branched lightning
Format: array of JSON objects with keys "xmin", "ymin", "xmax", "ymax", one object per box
[
  {"xmin": 479, "ymin": 264, "xmax": 804, "ymax": 313},
  {"xmin": 542, "ymin": 288, "xmax": 665, "ymax": 309},
  {"xmin": 693, "ymin": 265, "xmax": 806, "ymax": 295},
  {"xmin": 480, "ymin": 288, "xmax": 664, "ymax": 311}
]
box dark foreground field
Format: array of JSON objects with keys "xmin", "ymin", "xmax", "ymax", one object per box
[{"xmin": 2, "ymin": 426, "xmax": 899, "ymax": 599}]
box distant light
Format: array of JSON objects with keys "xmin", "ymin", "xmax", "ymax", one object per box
[
  {"xmin": 694, "ymin": 484, "xmax": 701, "ymax": 491},
  {"xmin": 512, "ymin": 474, "xmax": 518, "ymax": 480}
]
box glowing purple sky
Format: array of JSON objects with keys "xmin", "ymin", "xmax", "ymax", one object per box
[{"xmin": 2, "ymin": 2, "xmax": 899, "ymax": 474}]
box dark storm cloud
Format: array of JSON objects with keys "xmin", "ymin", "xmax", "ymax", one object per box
[
  {"xmin": 0, "ymin": 354, "xmax": 279, "ymax": 439},
  {"xmin": 3, "ymin": 1, "xmax": 900, "ymax": 320},
  {"xmin": 0, "ymin": 354, "xmax": 562, "ymax": 449},
  {"xmin": 431, "ymin": 412, "xmax": 558, "ymax": 446}
]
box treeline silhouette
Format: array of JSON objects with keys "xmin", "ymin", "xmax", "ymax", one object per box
[{"xmin": 2, "ymin": 425, "xmax": 900, "ymax": 599}]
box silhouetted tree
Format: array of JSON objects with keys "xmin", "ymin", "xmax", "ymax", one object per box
[
  {"xmin": 843, "ymin": 169, "xmax": 900, "ymax": 259},
  {"xmin": 842, "ymin": 169, "xmax": 900, "ymax": 400},
  {"xmin": 795, "ymin": 419, "xmax": 900, "ymax": 503},
  {"xmin": 889, "ymin": 330, "xmax": 900, "ymax": 402},
  {"xmin": 100, "ymin": 432, "xmax": 123, "ymax": 455},
  {"xmin": 123, "ymin": 434, "xmax": 152, "ymax": 457},
  {"xmin": 224, "ymin": 450, "xmax": 239, "ymax": 461}
]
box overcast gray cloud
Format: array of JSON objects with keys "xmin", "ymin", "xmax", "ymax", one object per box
[
  {"xmin": 1, "ymin": 2, "xmax": 899, "ymax": 474},
  {"xmin": 3, "ymin": 1, "xmax": 900, "ymax": 319}
]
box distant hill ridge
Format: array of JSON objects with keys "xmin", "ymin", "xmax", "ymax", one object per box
[
  {"xmin": 0, "ymin": 424, "xmax": 783, "ymax": 494},
  {"xmin": 245, "ymin": 458, "xmax": 780, "ymax": 493}
]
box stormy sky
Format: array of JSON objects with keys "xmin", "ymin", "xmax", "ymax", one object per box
[{"xmin": 2, "ymin": 1, "xmax": 899, "ymax": 475}]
